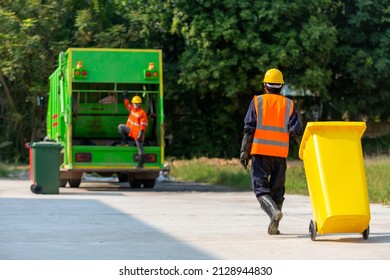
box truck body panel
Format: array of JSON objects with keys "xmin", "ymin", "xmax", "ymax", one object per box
[{"xmin": 47, "ymin": 48, "xmax": 164, "ymax": 188}]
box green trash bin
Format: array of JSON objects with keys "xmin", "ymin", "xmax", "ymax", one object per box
[{"xmin": 30, "ymin": 142, "xmax": 62, "ymax": 194}]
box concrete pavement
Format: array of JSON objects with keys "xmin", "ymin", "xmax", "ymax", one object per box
[{"xmin": 1, "ymin": 178, "xmax": 390, "ymax": 260}]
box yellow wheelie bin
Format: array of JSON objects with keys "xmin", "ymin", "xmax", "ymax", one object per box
[{"xmin": 299, "ymin": 121, "xmax": 370, "ymax": 241}]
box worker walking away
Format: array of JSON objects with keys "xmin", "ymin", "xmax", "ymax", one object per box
[
  {"xmin": 240, "ymin": 68, "xmax": 303, "ymax": 235},
  {"xmin": 118, "ymin": 92, "xmax": 148, "ymax": 168}
]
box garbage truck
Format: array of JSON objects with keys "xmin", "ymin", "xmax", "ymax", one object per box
[{"xmin": 46, "ymin": 48, "xmax": 165, "ymax": 188}]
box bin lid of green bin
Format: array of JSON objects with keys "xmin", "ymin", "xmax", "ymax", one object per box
[
  {"xmin": 31, "ymin": 141, "xmax": 63, "ymax": 149},
  {"xmin": 298, "ymin": 121, "xmax": 366, "ymax": 160}
]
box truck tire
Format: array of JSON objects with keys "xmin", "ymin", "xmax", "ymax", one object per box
[
  {"xmin": 117, "ymin": 173, "xmax": 128, "ymax": 183},
  {"xmin": 128, "ymin": 175, "xmax": 141, "ymax": 188},
  {"xmin": 143, "ymin": 179, "xmax": 155, "ymax": 188},
  {"xmin": 60, "ymin": 179, "xmax": 68, "ymax": 188},
  {"xmin": 69, "ymin": 179, "xmax": 81, "ymax": 188}
]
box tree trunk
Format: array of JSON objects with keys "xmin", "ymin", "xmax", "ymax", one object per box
[{"xmin": 0, "ymin": 71, "xmax": 17, "ymax": 112}]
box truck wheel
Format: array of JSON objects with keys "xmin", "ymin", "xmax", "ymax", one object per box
[
  {"xmin": 128, "ymin": 177, "xmax": 141, "ymax": 188},
  {"xmin": 117, "ymin": 173, "xmax": 128, "ymax": 183},
  {"xmin": 130, "ymin": 179, "xmax": 142, "ymax": 188},
  {"xmin": 143, "ymin": 179, "xmax": 156, "ymax": 188},
  {"xmin": 60, "ymin": 179, "xmax": 68, "ymax": 188},
  {"xmin": 69, "ymin": 179, "xmax": 81, "ymax": 188}
]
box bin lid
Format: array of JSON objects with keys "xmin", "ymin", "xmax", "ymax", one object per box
[
  {"xmin": 298, "ymin": 121, "xmax": 366, "ymax": 160},
  {"xmin": 31, "ymin": 141, "xmax": 63, "ymax": 149}
]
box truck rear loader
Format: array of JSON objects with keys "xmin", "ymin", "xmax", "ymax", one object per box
[{"xmin": 46, "ymin": 48, "xmax": 165, "ymax": 188}]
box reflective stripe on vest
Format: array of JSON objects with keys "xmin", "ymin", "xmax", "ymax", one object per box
[{"xmin": 250, "ymin": 94, "xmax": 293, "ymax": 158}]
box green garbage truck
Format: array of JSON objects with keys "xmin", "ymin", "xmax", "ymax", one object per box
[{"xmin": 46, "ymin": 48, "xmax": 165, "ymax": 188}]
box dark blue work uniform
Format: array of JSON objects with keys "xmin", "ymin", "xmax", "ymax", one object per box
[{"xmin": 243, "ymin": 96, "xmax": 303, "ymax": 204}]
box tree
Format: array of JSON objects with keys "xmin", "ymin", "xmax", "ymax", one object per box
[
  {"xmin": 0, "ymin": 5, "xmax": 40, "ymax": 161},
  {"xmin": 1, "ymin": 0, "xmax": 389, "ymax": 161},
  {"xmin": 330, "ymin": 0, "xmax": 390, "ymax": 121},
  {"xmin": 133, "ymin": 0, "xmax": 338, "ymax": 157},
  {"xmin": 0, "ymin": 0, "xmax": 134, "ymax": 162}
]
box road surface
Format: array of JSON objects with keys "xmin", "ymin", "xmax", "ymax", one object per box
[{"xmin": 1, "ymin": 177, "xmax": 390, "ymax": 260}]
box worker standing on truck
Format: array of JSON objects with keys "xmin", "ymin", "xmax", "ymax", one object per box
[
  {"xmin": 118, "ymin": 92, "xmax": 148, "ymax": 168},
  {"xmin": 239, "ymin": 68, "xmax": 303, "ymax": 235}
]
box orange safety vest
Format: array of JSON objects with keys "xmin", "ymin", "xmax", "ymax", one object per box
[
  {"xmin": 250, "ymin": 94, "xmax": 294, "ymax": 158},
  {"xmin": 124, "ymin": 99, "xmax": 148, "ymax": 140}
]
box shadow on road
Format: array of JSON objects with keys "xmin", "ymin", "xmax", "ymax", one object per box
[
  {"xmin": 281, "ymin": 233, "xmax": 390, "ymax": 243},
  {"xmin": 313, "ymin": 234, "xmax": 390, "ymax": 243},
  {"xmin": 67, "ymin": 180, "xmax": 235, "ymax": 193},
  {"xmin": 0, "ymin": 197, "xmax": 215, "ymax": 260}
]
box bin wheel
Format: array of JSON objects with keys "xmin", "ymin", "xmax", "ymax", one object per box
[
  {"xmin": 309, "ymin": 220, "xmax": 317, "ymax": 241},
  {"xmin": 362, "ymin": 225, "xmax": 370, "ymax": 240},
  {"xmin": 30, "ymin": 184, "xmax": 42, "ymax": 194}
]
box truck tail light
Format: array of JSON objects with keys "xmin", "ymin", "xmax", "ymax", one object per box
[
  {"xmin": 144, "ymin": 62, "xmax": 159, "ymax": 79},
  {"xmin": 75, "ymin": 153, "xmax": 92, "ymax": 162},
  {"xmin": 133, "ymin": 154, "xmax": 157, "ymax": 163},
  {"xmin": 144, "ymin": 70, "xmax": 159, "ymax": 79},
  {"xmin": 73, "ymin": 60, "xmax": 88, "ymax": 79}
]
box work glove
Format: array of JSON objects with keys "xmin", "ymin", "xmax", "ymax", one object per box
[
  {"xmin": 137, "ymin": 130, "xmax": 145, "ymax": 142},
  {"xmin": 240, "ymin": 151, "xmax": 249, "ymax": 170},
  {"xmin": 239, "ymin": 132, "xmax": 254, "ymax": 170},
  {"xmin": 122, "ymin": 91, "xmax": 129, "ymax": 101}
]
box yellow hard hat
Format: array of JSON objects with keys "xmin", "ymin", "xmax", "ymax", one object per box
[
  {"xmin": 263, "ymin": 68, "xmax": 284, "ymax": 84},
  {"xmin": 131, "ymin": 96, "xmax": 142, "ymax": 104}
]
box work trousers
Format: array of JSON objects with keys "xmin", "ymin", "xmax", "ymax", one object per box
[
  {"xmin": 251, "ymin": 154, "xmax": 286, "ymax": 205},
  {"xmin": 118, "ymin": 124, "xmax": 144, "ymax": 155}
]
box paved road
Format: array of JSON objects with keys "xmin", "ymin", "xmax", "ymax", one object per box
[{"xmin": 0, "ymin": 178, "xmax": 389, "ymax": 260}]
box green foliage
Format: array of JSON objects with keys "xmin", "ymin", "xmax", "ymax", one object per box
[
  {"xmin": 0, "ymin": 0, "xmax": 389, "ymax": 162},
  {"xmin": 330, "ymin": 0, "xmax": 390, "ymax": 121},
  {"xmin": 362, "ymin": 134, "xmax": 390, "ymax": 155},
  {"xmin": 170, "ymin": 158, "xmax": 302, "ymax": 194},
  {"xmin": 0, "ymin": 162, "xmax": 29, "ymax": 178},
  {"xmin": 0, "ymin": 0, "xmax": 143, "ymax": 162},
  {"xmin": 365, "ymin": 160, "xmax": 390, "ymax": 204},
  {"xmin": 137, "ymin": 0, "xmax": 338, "ymax": 158},
  {"xmin": 0, "ymin": 163, "xmax": 10, "ymax": 178},
  {"xmin": 169, "ymin": 157, "xmax": 252, "ymax": 191},
  {"xmin": 285, "ymin": 164, "xmax": 309, "ymax": 195},
  {"xmin": 170, "ymin": 157, "xmax": 390, "ymax": 205}
]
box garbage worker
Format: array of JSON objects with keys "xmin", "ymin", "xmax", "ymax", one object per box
[
  {"xmin": 118, "ymin": 92, "xmax": 148, "ymax": 168},
  {"xmin": 240, "ymin": 68, "xmax": 303, "ymax": 235}
]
